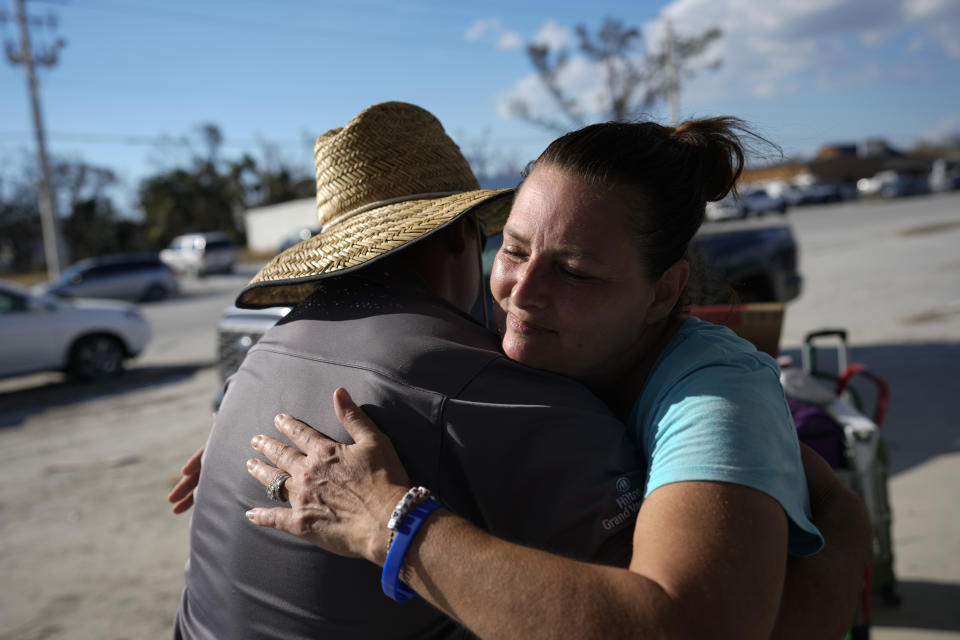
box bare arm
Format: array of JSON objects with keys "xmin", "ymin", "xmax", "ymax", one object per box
[
  {"xmin": 770, "ymin": 444, "xmax": 872, "ymax": 639},
  {"xmin": 392, "ymin": 482, "xmax": 786, "ymax": 640},
  {"xmin": 246, "ymin": 389, "xmax": 787, "ymax": 639}
]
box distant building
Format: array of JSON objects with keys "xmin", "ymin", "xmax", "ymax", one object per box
[
  {"xmin": 742, "ymin": 138, "xmax": 934, "ymax": 187},
  {"xmin": 243, "ymin": 198, "xmax": 316, "ymax": 252}
]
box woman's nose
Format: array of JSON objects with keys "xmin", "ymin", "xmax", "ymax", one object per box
[{"xmin": 511, "ymin": 260, "xmax": 549, "ymax": 309}]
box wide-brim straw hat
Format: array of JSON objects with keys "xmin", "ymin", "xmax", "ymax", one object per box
[{"xmin": 236, "ymin": 101, "xmax": 514, "ymax": 308}]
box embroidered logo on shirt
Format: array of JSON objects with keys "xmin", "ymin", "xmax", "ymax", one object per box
[{"xmin": 602, "ymin": 475, "xmax": 643, "ymax": 531}]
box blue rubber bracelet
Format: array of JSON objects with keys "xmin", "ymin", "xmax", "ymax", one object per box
[{"xmin": 381, "ymin": 498, "xmax": 444, "ymax": 602}]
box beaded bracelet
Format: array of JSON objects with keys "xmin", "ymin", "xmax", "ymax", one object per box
[
  {"xmin": 386, "ymin": 486, "xmax": 430, "ymax": 550},
  {"xmin": 388, "ymin": 486, "xmax": 431, "ymax": 531},
  {"xmin": 381, "ymin": 498, "xmax": 444, "ymax": 602}
]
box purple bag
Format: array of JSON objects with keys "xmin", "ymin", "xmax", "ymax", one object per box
[{"xmin": 787, "ymin": 396, "xmax": 846, "ymax": 469}]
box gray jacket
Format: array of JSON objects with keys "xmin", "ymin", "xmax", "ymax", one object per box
[{"xmin": 174, "ymin": 269, "xmax": 644, "ymax": 639}]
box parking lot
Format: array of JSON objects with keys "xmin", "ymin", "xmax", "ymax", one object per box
[{"xmin": 1, "ymin": 192, "xmax": 958, "ymax": 639}]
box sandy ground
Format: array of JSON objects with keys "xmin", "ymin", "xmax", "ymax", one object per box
[{"xmin": 0, "ymin": 368, "xmax": 213, "ymax": 640}]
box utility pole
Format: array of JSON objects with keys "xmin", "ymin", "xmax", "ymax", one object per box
[
  {"xmin": 6, "ymin": 0, "xmax": 66, "ymax": 277},
  {"xmin": 665, "ymin": 20, "xmax": 679, "ymax": 127}
]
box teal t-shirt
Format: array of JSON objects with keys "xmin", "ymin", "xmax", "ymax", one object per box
[{"xmin": 628, "ymin": 316, "xmax": 823, "ymax": 556}]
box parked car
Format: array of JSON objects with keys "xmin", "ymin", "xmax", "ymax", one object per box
[
  {"xmin": 858, "ymin": 171, "xmax": 930, "ymax": 199},
  {"xmin": 705, "ymin": 196, "xmax": 743, "ymax": 221},
  {"xmin": 797, "ymin": 182, "xmax": 844, "ymax": 204},
  {"xmin": 929, "ymin": 159, "xmax": 960, "ymax": 192},
  {"xmin": 705, "ymin": 188, "xmax": 787, "ymax": 220},
  {"xmin": 37, "ymin": 253, "xmax": 179, "ymax": 302},
  {"xmin": 160, "ymin": 232, "xmax": 237, "ymax": 276},
  {"xmin": 212, "ymin": 303, "xmax": 292, "ymax": 406},
  {"xmin": 0, "ymin": 279, "xmax": 151, "ymax": 380},
  {"xmin": 692, "ymin": 220, "xmax": 802, "ymax": 304},
  {"xmin": 740, "ymin": 188, "xmax": 788, "ymax": 216},
  {"xmin": 215, "ymin": 304, "xmax": 292, "ymax": 382}
]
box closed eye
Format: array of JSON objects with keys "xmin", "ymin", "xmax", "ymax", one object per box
[
  {"xmin": 560, "ymin": 265, "xmax": 594, "ymax": 281},
  {"xmin": 500, "ymin": 245, "xmax": 527, "ymax": 260}
]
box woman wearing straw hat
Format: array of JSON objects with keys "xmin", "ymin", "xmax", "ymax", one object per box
[{"xmin": 237, "ymin": 114, "xmax": 870, "ymax": 638}]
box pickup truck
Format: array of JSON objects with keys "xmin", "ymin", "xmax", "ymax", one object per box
[
  {"xmin": 215, "ymin": 219, "xmax": 801, "ymax": 383},
  {"xmin": 692, "ymin": 218, "xmax": 801, "ymax": 304}
]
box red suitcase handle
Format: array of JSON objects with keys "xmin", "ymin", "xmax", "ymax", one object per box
[{"xmin": 837, "ymin": 364, "xmax": 890, "ymax": 428}]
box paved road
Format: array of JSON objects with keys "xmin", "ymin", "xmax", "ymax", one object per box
[
  {"xmin": 779, "ymin": 193, "xmax": 960, "ymax": 639},
  {"xmin": 782, "ymin": 192, "xmax": 960, "ymax": 347},
  {"xmin": 0, "ymin": 192, "xmax": 957, "ymax": 639}
]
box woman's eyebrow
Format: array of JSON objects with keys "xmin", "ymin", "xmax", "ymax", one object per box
[
  {"xmin": 501, "ymin": 226, "xmax": 528, "ymax": 244},
  {"xmin": 502, "ymin": 227, "xmax": 599, "ymax": 261}
]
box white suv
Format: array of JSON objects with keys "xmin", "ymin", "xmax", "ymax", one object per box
[
  {"xmin": 160, "ymin": 232, "xmax": 237, "ymax": 276},
  {"xmin": 0, "ymin": 279, "xmax": 151, "ymax": 380}
]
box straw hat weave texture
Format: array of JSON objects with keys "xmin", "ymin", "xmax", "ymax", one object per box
[{"xmin": 237, "ymin": 102, "xmax": 513, "ymax": 308}]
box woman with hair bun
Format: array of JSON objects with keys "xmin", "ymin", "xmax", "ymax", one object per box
[{"xmin": 243, "ymin": 117, "xmax": 870, "ymax": 639}]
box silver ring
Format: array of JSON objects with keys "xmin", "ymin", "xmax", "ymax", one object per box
[{"xmin": 266, "ymin": 471, "xmax": 290, "ymax": 503}]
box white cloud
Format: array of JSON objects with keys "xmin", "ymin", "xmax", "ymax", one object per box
[
  {"xmin": 465, "ymin": 17, "xmax": 523, "ymax": 51},
  {"xmin": 930, "ymin": 20, "xmax": 960, "ymax": 57},
  {"xmin": 905, "ymin": 0, "xmax": 955, "ymax": 21},
  {"xmin": 497, "ymin": 56, "xmax": 608, "ymax": 124},
  {"xmin": 753, "ymin": 82, "xmax": 778, "ymax": 99},
  {"xmin": 859, "ymin": 28, "xmax": 896, "ymax": 47},
  {"xmin": 465, "ymin": 18, "xmax": 500, "ymax": 42},
  {"xmin": 906, "ymin": 37, "xmax": 926, "ymax": 53},
  {"xmin": 497, "ymin": 31, "xmax": 524, "ymax": 51},
  {"xmin": 645, "ymin": 0, "xmax": 960, "ymax": 104},
  {"xmin": 497, "ymin": 74, "xmax": 541, "ymax": 120},
  {"xmin": 495, "ymin": 0, "xmax": 960, "ymax": 126},
  {"xmin": 532, "ymin": 21, "xmax": 573, "ymax": 50}
]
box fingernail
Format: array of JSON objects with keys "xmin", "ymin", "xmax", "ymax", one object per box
[
  {"xmin": 245, "ymin": 510, "xmax": 255, "ymax": 520},
  {"xmin": 246, "ymin": 459, "xmax": 255, "ymax": 471},
  {"xmin": 274, "ymin": 413, "xmax": 286, "ymax": 426},
  {"xmin": 251, "ymin": 435, "xmax": 262, "ymax": 447}
]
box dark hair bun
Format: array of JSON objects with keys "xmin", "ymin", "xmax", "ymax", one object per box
[{"xmin": 671, "ymin": 116, "xmax": 771, "ymax": 202}]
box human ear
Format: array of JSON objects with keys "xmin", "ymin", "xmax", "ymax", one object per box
[{"xmin": 647, "ymin": 259, "xmax": 690, "ymax": 323}]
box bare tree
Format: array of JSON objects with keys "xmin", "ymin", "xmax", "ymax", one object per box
[
  {"xmin": 648, "ymin": 21, "xmax": 723, "ymax": 125},
  {"xmin": 507, "ymin": 18, "xmax": 722, "ymax": 131}
]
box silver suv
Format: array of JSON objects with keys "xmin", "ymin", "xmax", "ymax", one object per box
[
  {"xmin": 160, "ymin": 232, "xmax": 237, "ymax": 277},
  {"xmin": 1, "ymin": 279, "xmax": 151, "ymax": 380},
  {"xmin": 39, "ymin": 253, "xmax": 179, "ymax": 302}
]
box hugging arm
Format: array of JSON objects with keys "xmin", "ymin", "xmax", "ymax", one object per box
[
  {"xmin": 246, "ymin": 389, "xmax": 826, "ymax": 640},
  {"xmin": 773, "ymin": 444, "xmax": 872, "ymax": 640},
  {"xmin": 168, "ymin": 444, "xmax": 205, "ymax": 514},
  {"xmin": 403, "ymin": 452, "xmax": 869, "ymax": 640}
]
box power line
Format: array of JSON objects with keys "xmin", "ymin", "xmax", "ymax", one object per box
[
  {"xmin": 0, "ymin": 129, "xmax": 550, "ymax": 149},
  {"xmin": 49, "ymin": 0, "xmax": 473, "ymax": 51},
  {"xmin": 0, "ymin": 130, "xmax": 306, "ymax": 148}
]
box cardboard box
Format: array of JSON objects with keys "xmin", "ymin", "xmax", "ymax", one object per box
[{"xmin": 687, "ymin": 303, "xmax": 785, "ymax": 358}]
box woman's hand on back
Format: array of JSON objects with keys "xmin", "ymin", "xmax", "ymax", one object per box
[{"xmin": 245, "ymin": 388, "xmax": 410, "ymax": 566}]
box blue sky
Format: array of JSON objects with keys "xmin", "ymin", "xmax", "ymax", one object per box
[{"xmin": 2, "ymin": 0, "xmax": 958, "ymax": 212}]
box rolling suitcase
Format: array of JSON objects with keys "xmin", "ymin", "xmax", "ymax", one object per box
[{"xmin": 783, "ymin": 329, "xmax": 900, "ymax": 607}]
